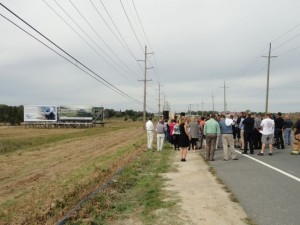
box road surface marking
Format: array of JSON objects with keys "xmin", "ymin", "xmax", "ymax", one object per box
[{"xmin": 236, "ymin": 150, "xmax": 300, "ymax": 183}]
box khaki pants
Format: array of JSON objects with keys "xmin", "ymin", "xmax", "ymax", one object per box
[
  {"xmin": 205, "ymin": 134, "xmax": 217, "ymax": 160},
  {"xmin": 222, "ymin": 134, "xmax": 237, "ymax": 160}
]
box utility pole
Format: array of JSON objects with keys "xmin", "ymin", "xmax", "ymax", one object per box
[
  {"xmin": 220, "ymin": 81, "xmax": 229, "ymax": 113},
  {"xmin": 138, "ymin": 45, "xmax": 153, "ymax": 127},
  {"xmin": 262, "ymin": 43, "xmax": 277, "ymax": 115},
  {"xmin": 158, "ymin": 83, "xmax": 161, "ymax": 116},
  {"xmin": 156, "ymin": 82, "xmax": 164, "ymax": 117},
  {"xmin": 201, "ymin": 99, "xmax": 204, "ymax": 116}
]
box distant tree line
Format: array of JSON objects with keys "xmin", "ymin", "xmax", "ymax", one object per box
[
  {"xmin": 0, "ymin": 105, "xmax": 149, "ymax": 125},
  {"xmin": 104, "ymin": 109, "xmax": 146, "ymax": 121},
  {"xmin": 0, "ymin": 105, "xmax": 24, "ymax": 125}
]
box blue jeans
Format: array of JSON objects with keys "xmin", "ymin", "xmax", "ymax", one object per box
[{"xmin": 284, "ymin": 128, "xmax": 292, "ymax": 145}]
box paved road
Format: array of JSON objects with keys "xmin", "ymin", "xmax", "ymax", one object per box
[{"xmin": 209, "ymin": 145, "xmax": 300, "ymax": 225}]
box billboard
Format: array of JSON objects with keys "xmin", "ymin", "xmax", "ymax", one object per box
[
  {"xmin": 24, "ymin": 105, "xmax": 57, "ymax": 122},
  {"xmin": 58, "ymin": 105, "xmax": 102, "ymax": 121}
]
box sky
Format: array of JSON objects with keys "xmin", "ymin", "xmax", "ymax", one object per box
[{"xmin": 1, "ymin": 0, "xmax": 300, "ymax": 114}]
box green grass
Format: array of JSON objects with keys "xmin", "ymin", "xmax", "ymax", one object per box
[{"xmin": 65, "ymin": 144, "xmax": 178, "ymax": 225}]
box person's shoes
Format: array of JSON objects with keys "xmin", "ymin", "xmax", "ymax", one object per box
[
  {"xmin": 250, "ymin": 151, "xmax": 254, "ymax": 154},
  {"xmin": 268, "ymin": 153, "xmax": 273, "ymax": 156},
  {"xmin": 223, "ymin": 159, "xmax": 228, "ymax": 161},
  {"xmin": 257, "ymin": 153, "xmax": 264, "ymax": 156},
  {"xmin": 183, "ymin": 158, "xmax": 186, "ymax": 162},
  {"xmin": 210, "ymin": 159, "xmax": 215, "ymax": 161},
  {"xmin": 233, "ymin": 158, "xmax": 239, "ymax": 160},
  {"xmin": 181, "ymin": 158, "xmax": 184, "ymax": 161},
  {"xmin": 242, "ymin": 152, "xmax": 248, "ymax": 154}
]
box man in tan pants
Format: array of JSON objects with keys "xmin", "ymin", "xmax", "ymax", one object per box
[{"xmin": 219, "ymin": 114, "xmax": 238, "ymax": 161}]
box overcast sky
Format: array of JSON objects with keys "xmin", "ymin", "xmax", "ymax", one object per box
[{"xmin": 1, "ymin": 0, "xmax": 300, "ymax": 113}]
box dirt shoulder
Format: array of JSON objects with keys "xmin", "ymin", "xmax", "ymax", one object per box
[{"xmin": 163, "ymin": 150, "xmax": 248, "ymax": 225}]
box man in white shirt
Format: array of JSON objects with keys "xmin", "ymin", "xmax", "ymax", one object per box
[
  {"xmin": 146, "ymin": 117, "xmax": 154, "ymax": 150},
  {"xmin": 258, "ymin": 113, "xmax": 275, "ymax": 156}
]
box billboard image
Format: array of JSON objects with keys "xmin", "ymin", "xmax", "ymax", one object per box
[
  {"xmin": 58, "ymin": 105, "xmax": 101, "ymax": 121},
  {"xmin": 24, "ymin": 105, "xmax": 57, "ymax": 122}
]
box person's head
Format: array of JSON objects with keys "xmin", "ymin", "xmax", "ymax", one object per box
[
  {"xmin": 266, "ymin": 113, "xmax": 271, "ymax": 118},
  {"xmin": 210, "ymin": 113, "xmax": 216, "ymax": 119},
  {"xmin": 277, "ymin": 112, "xmax": 282, "ymax": 117},
  {"xmin": 284, "ymin": 114, "xmax": 290, "ymax": 119},
  {"xmin": 148, "ymin": 117, "xmax": 152, "ymax": 121},
  {"xmin": 220, "ymin": 114, "xmax": 225, "ymax": 120}
]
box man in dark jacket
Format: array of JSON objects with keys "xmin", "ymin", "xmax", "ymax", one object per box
[
  {"xmin": 242, "ymin": 113, "xmax": 255, "ymax": 154},
  {"xmin": 275, "ymin": 112, "xmax": 285, "ymax": 149}
]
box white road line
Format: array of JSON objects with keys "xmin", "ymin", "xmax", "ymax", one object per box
[{"xmin": 236, "ymin": 150, "xmax": 300, "ymax": 183}]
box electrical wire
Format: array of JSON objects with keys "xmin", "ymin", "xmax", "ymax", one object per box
[
  {"xmin": 0, "ymin": 3, "xmax": 142, "ymax": 106},
  {"xmin": 98, "ymin": 0, "xmax": 144, "ymax": 75},
  {"xmin": 68, "ymin": 0, "xmax": 140, "ymax": 80},
  {"xmin": 131, "ymin": 0, "xmax": 160, "ymax": 83},
  {"xmin": 50, "ymin": 0, "xmax": 139, "ymax": 86},
  {"xmin": 120, "ymin": 0, "xmax": 144, "ymax": 54},
  {"xmin": 89, "ymin": 0, "xmax": 141, "ymax": 77}
]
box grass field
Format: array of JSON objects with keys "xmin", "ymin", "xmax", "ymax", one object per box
[
  {"xmin": 0, "ymin": 119, "xmax": 251, "ymax": 225},
  {"xmin": 0, "ymin": 119, "xmax": 162, "ymax": 224}
]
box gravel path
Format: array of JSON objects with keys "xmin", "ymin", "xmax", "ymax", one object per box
[{"xmin": 163, "ymin": 150, "xmax": 248, "ymax": 225}]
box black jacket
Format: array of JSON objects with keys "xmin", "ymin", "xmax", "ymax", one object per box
[{"xmin": 243, "ymin": 117, "xmax": 254, "ymax": 132}]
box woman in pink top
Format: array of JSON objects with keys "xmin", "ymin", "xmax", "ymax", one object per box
[{"xmin": 168, "ymin": 119, "xmax": 176, "ymax": 145}]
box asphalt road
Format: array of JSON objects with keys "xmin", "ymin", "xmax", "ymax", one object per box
[{"xmin": 210, "ymin": 145, "xmax": 300, "ymax": 225}]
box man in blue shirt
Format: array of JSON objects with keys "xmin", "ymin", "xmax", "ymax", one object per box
[{"xmin": 219, "ymin": 114, "xmax": 238, "ymax": 161}]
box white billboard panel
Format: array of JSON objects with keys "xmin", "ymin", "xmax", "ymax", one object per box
[{"xmin": 24, "ymin": 105, "xmax": 57, "ymax": 122}]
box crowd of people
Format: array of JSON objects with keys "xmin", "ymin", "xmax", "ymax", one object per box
[{"xmin": 145, "ymin": 112, "xmax": 300, "ymax": 162}]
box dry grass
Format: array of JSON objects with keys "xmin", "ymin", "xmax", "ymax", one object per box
[{"xmin": 0, "ymin": 120, "xmax": 145, "ymax": 225}]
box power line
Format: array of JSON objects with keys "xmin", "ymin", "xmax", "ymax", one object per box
[
  {"xmin": 68, "ymin": 0, "xmax": 140, "ymax": 80},
  {"xmin": 0, "ymin": 3, "xmax": 142, "ymax": 105},
  {"xmin": 50, "ymin": 0, "xmax": 139, "ymax": 86},
  {"xmin": 271, "ymin": 23, "xmax": 300, "ymax": 43},
  {"xmin": 120, "ymin": 0, "xmax": 144, "ymax": 53},
  {"xmin": 131, "ymin": 0, "xmax": 160, "ymax": 83},
  {"xmin": 89, "ymin": 0, "xmax": 141, "ymax": 76},
  {"xmin": 272, "ymin": 31, "xmax": 300, "ymax": 53},
  {"xmin": 97, "ymin": 0, "xmax": 144, "ymax": 74}
]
